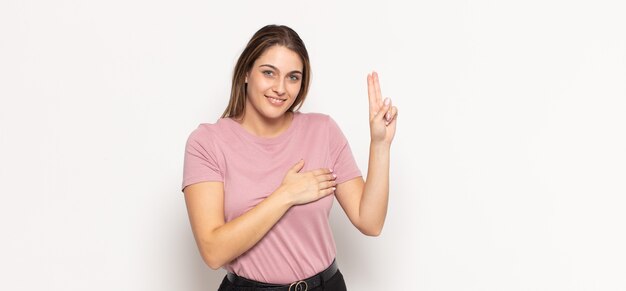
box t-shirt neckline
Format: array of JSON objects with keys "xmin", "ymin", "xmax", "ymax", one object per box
[{"xmin": 223, "ymin": 111, "xmax": 301, "ymax": 145}]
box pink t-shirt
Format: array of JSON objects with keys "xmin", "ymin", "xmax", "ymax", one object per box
[{"xmin": 181, "ymin": 111, "xmax": 361, "ymax": 284}]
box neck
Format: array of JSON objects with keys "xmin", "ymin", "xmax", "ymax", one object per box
[{"xmin": 235, "ymin": 111, "xmax": 294, "ymax": 138}]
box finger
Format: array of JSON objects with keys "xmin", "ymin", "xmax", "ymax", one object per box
[
  {"xmin": 315, "ymin": 173, "xmax": 337, "ymax": 183},
  {"xmin": 289, "ymin": 159, "xmax": 305, "ymax": 173},
  {"xmin": 319, "ymin": 180, "xmax": 337, "ymax": 190},
  {"xmin": 311, "ymin": 168, "xmax": 333, "ymax": 176},
  {"xmin": 375, "ymin": 97, "xmax": 391, "ymax": 122},
  {"xmin": 385, "ymin": 98, "xmax": 393, "ymax": 121},
  {"xmin": 319, "ymin": 186, "xmax": 337, "ymax": 197},
  {"xmin": 385, "ymin": 106, "xmax": 398, "ymax": 126},
  {"xmin": 373, "ymin": 72, "xmax": 383, "ymax": 108},
  {"xmin": 367, "ymin": 73, "xmax": 378, "ymax": 117}
]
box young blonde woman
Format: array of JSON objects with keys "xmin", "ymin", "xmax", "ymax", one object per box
[{"xmin": 182, "ymin": 24, "xmax": 398, "ymax": 291}]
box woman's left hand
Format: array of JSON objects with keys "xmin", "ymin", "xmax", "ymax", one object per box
[{"xmin": 367, "ymin": 71, "xmax": 398, "ymax": 145}]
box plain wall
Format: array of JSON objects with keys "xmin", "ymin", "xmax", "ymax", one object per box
[{"xmin": 1, "ymin": 0, "xmax": 625, "ymax": 290}]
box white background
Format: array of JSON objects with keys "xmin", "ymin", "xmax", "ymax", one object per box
[{"xmin": 1, "ymin": 0, "xmax": 625, "ymax": 290}]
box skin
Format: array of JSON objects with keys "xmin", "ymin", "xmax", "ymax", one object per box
[
  {"xmin": 237, "ymin": 45, "xmax": 302, "ymax": 137},
  {"xmin": 183, "ymin": 45, "xmax": 398, "ymax": 270}
]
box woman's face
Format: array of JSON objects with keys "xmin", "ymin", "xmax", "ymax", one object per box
[{"xmin": 244, "ymin": 45, "xmax": 303, "ymax": 120}]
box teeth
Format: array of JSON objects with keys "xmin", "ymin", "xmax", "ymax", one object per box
[{"xmin": 268, "ymin": 97, "xmax": 285, "ymax": 103}]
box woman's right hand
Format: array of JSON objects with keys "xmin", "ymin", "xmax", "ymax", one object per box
[{"xmin": 276, "ymin": 159, "xmax": 337, "ymax": 206}]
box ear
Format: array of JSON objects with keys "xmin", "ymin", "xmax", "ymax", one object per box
[{"xmin": 245, "ymin": 72, "xmax": 249, "ymax": 84}]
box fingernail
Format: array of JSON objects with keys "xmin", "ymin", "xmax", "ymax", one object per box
[
  {"xmin": 332, "ymin": 187, "xmax": 336, "ymax": 191},
  {"xmin": 333, "ymin": 173, "xmax": 337, "ymax": 178},
  {"xmin": 384, "ymin": 98, "xmax": 390, "ymax": 106},
  {"xmin": 329, "ymin": 168, "xmax": 333, "ymax": 172},
  {"xmin": 386, "ymin": 112, "xmax": 391, "ymax": 120}
]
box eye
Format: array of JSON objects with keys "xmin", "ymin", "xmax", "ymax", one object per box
[
  {"xmin": 262, "ymin": 70, "xmax": 274, "ymax": 77},
  {"xmin": 289, "ymin": 75, "xmax": 301, "ymax": 81}
]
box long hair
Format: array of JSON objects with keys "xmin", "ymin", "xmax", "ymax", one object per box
[{"xmin": 221, "ymin": 25, "xmax": 311, "ymax": 119}]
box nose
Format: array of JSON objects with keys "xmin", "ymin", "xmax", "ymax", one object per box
[{"xmin": 272, "ymin": 78, "xmax": 286, "ymax": 96}]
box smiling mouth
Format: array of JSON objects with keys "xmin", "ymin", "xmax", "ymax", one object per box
[{"xmin": 266, "ymin": 96, "xmax": 287, "ymax": 104}]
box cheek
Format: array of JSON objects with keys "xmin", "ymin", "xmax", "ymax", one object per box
[
  {"xmin": 248, "ymin": 78, "xmax": 270, "ymax": 94},
  {"xmin": 288, "ymin": 82, "xmax": 302, "ymax": 95}
]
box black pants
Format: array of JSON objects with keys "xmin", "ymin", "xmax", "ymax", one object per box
[{"xmin": 217, "ymin": 270, "xmax": 348, "ymax": 291}]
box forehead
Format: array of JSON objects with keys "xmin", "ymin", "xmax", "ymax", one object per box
[{"xmin": 254, "ymin": 45, "xmax": 303, "ymax": 71}]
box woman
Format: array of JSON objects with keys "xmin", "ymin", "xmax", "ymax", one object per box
[{"xmin": 182, "ymin": 24, "xmax": 398, "ymax": 291}]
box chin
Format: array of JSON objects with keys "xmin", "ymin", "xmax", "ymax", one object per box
[
  {"xmin": 263, "ymin": 103, "xmax": 294, "ymax": 118},
  {"xmin": 247, "ymin": 96, "xmax": 294, "ymax": 120}
]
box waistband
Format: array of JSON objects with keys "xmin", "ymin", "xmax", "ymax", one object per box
[{"xmin": 226, "ymin": 259, "xmax": 339, "ymax": 291}]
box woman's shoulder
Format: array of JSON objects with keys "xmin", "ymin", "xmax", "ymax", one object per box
[
  {"xmin": 297, "ymin": 111, "xmax": 347, "ymax": 131},
  {"xmin": 186, "ymin": 118, "xmax": 231, "ymax": 143}
]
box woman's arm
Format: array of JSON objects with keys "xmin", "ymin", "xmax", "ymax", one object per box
[
  {"xmin": 184, "ymin": 181, "xmax": 292, "ymax": 269},
  {"xmin": 184, "ymin": 160, "xmax": 336, "ymax": 269},
  {"xmin": 335, "ymin": 71, "xmax": 398, "ymax": 236}
]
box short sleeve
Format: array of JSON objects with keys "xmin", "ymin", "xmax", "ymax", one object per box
[
  {"xmin": 327, "ymin": 116, "xmax": 362, "ymax": 184},
  {"xmin": 181, "ymin": 126, "xmax": 224, "ymax": 192}
]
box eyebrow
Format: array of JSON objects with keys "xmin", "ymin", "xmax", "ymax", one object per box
[{"xmin": 259, "ymin": 64, "xmax": 302, "ymax": 75}]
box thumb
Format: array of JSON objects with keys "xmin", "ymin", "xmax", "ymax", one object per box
[
  {"xmin": 375, "ymin": 97, "xmax": 391, "ymax": 121},
  {"xmin": 289, "ymin": 159, "xmax": 305, "ymax": 173}
]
